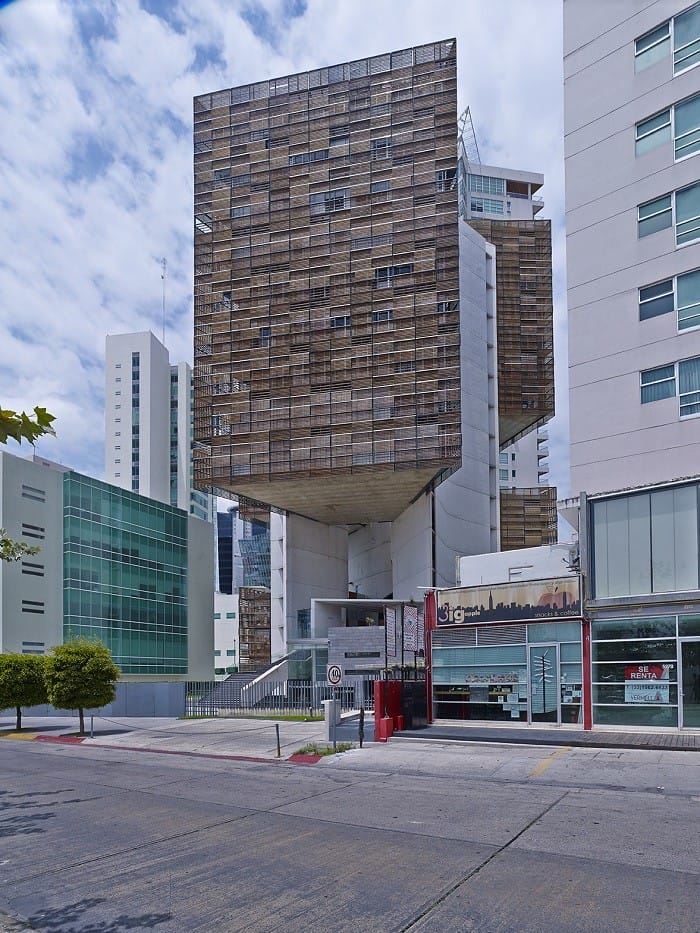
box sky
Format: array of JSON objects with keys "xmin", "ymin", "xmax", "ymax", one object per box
[{"xmin": 0, "ymin": 0, "xmax": 569, "ymax": 495}]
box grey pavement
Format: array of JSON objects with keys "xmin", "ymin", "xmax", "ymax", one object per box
[{"xmin": 1, "ymin": 734, "xmax": 699, "ymax": 931}]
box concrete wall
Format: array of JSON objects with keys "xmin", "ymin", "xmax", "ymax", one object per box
[
  {"xmin": 327, "ymin": 625, "xmax": 386, "ymax": 674},
  {"xmin": 187, "ymin": 514, "xmax": 215, "ymax": 680},
  {"xmin": 283, "ymin": 513, "xmax": 348, "ymax": 650},
  {"xmin": 105, "ymin": 331, "xmax": 170, "ymax": 503},
  {"xmin": 214, "ymin": 591, "xmax": 238, "ymax": 677},
  {"xmin": 565, "ymin": 0, "xmax": 700, "ymax": 495},
  {"xmin": 347, "ymin": 522, "xmax": 392, "ymax": 599},
  {"xmin": 0, "ymin": 452, "xmax": 64, "ymax": 655},
  {"xmin": 1, "ymin": 681, "xmax": 187, "ymax": 719},
  {"xmin": 458, "ymin": 543, "xmax": 579, "ymax": 586},
  {"xmin": 270, "ymin": 511, "xmax": 286, "ymax": 659}
]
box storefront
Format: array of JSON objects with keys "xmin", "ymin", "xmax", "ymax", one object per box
[
  {"xmin": 426, "ymin": 576, "xmax": 587, "ymax": 726},
  {"xmin": 590, "ymin": 613, "xmax": 700, "ymax": 729}
]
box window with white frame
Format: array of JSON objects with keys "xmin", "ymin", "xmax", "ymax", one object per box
[
  {"xmin": 674, "ymin": 93, "xmax": 700, "ymax": 158},
  {"xmin": 309, "ymin": 189, "xmax": 348, "ymax": 214},
  {"xmin": 641, "ymin": 356, "xmax": 700, "ymax": 416},
  {"xmin": 639, "ymin": 269, "xmax": 700, "ymax": 329},
  {"xmin": 635, "ymin": 109, "xmax": 671, "ymax": 155},
  {"xmin": 679, "ymin": 356, "xmax": 700, "ymax": 415},
  {"xmin": 638, "ymin": 194, "xmax": 672, "ymax": 237},
  {"xmin": 634, "ymin": 4, "xmax": 700, "ymax": 75},
  {"xmin": 639, "ymin": 278, "xmax": 674, "ymax": 320},
  {"xmin": 471, "ymin": 197, "xmax": 504, "ymax": 215},
  {"xmin": 674, "ymin": 2, "xmax": 700, "ymax": 73},
  {"xmin": 635, "ymin": 21, "xmax": 671, "ymax": 72},
  {"xmin": 675, "ymin": 181, "xmax": 700, "ymax": 243},
  {"xmin": 638, "ymin": 94, "xmax": 700, "ymax": 159},
  {"xmin": 640, "ymin": 364, "xmax": 676, "ymax": 403},
  {"xmin": 374, "ymin": 263, "xmax": 413, "ymax": 288},
  {"xmin": 467, "ymin": 174, "xmax": 505, "ymax": 195}
]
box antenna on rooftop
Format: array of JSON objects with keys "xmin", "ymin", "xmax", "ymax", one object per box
[{"xmin": 160, "ymin": 257, "xmax": 167, "ymax": 344}]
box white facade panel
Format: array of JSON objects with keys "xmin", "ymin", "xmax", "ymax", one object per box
[
  {"xmin": 0, "ymin": 453, "xmax": 63, "ymax": 655},
  {"xmin": 565, "ymin": 0, "xmax": 700, "ymax": 496}
]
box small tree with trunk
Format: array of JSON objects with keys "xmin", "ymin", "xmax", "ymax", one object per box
[
  {"xmin": 0, "ymin": 654, "xmax": 48, "ymax": 730},
  {"xmin": 44, "ymin": 640, "xmax": 120, "ymax": 735}
]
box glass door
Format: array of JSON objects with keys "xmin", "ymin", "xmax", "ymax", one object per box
[
  {"xmin": 529, "ymin": 643, "xmax": 560, "ymax": 723},
  {"xmin": 680, "ymin": 640, "xmax": 700, "ymax": 728}
]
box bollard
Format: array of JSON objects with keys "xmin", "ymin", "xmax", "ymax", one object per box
[
  {"xmin": 90, "ymin": 715, "xmax": 94, "ymax": 739},
  {"xmin": 359, "ymin": 706, "xmax": 365, "ymax": 749},
  {"xmin": 275, "ymin": 722, "xmax": 281, "ymax": 758}
]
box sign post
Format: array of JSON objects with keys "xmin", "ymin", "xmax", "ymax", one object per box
[{"xmin": 326, "ymin": 663, "xmax": 343, "ymax": 750}]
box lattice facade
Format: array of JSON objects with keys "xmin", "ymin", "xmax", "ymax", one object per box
[
  {"xmin": 469, "ymin": 220, "xmax": 554, "ymax": 446},
  {"xmin": 499, "ymin": 486, "xmax": 558, "ymax": 551},
  {"xmin": 193, "ymin": 41, "xmax": 461, "ymax": 524}
]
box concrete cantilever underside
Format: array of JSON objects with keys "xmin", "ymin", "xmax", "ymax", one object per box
[{"xmin": 210, "ymin": 463, "xmax": 448, "ymax": 524}]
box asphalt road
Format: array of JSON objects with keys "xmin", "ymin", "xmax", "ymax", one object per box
[{"xmin": 1, "ymin": 738, "xmax": 699, "ymax": 932}]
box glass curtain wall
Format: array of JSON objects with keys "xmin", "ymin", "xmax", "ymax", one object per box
[
  {"xmin": 591, "ymin": 614, "xmax": 700, "ymax": 727},
  {"xmin": 432, "ymin": 621, "xmax": 582, "ymax": 723}
]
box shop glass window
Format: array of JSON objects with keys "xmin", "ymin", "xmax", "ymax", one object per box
[
  {"xmin": 640, "ymin": 364, "xmax": 675, "ymax": 403},
  {"xmin": 592, "ymin": 617, "xmax": 677, "ymax": 640},
  {"xmin": 638, "ymin": 194, "xmax": 672, "ymax": 237},
  {"xmin": 679, "ymin": 355, "xmax": 700, "ymax": 415},
  {"xmin": 635, "ymin": 109, "xmax": 671, "ymax": 155},
  {"xmin": 635, "ymin": 22, "xmax": 670, "ymax": 72},
  {"xmin": 679, "ymin": 614, "xmax": 700, "ymax": 635},
  {"xmin": 639, "ymin": 279, "xmax": 674, "ymax": 320},
  {"xmin": 674, "ymin": 2, "xmax": 700, "ymax": 73},
  {"xmin": 591, "ymin": 485, "xmax": 699, "ymax": 598}
]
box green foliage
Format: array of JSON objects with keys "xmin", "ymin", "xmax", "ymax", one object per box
[
  {"xmin": 295, "ymin": 742, "xmax": 354, "ymax": 756},
  {"xmin": 0, "ymin": 404, "xmax": 55, "ymax": 563},
  {"xmin": 0, "ymin": 406, "xmax": 56, "ymax": 446},
  {"xmin": 45, "ymin": 640, "xmax": 120, "ymax": 734},
  {"xmin": 0, "ymin": 530, "xmax": 40, "ymax": 563},
  {"xmin": 0, "ymin": 654, "xmax": 48, "ymax": 730}
]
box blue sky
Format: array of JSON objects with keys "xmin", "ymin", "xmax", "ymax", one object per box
[{"xmin": 0, "ymin": 0, "xmax": 568, "ymax": 493}]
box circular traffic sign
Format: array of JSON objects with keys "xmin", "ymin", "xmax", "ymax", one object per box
[{"xmin": 326, "ymin": 663, "xmax": 343, "ymax": 686}]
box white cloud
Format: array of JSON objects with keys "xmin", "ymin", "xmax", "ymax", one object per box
[{"xmin": 0, "ymin": 0, "xmax": 569, "ymax": 494}]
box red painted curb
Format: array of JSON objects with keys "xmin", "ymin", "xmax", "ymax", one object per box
[
  {"xmin": 287, "ymin": 753, "xmax": 322, "ymax": 764},
  {"xmin": 34, "ymin": 735, "xmax": 85, "ymax": 744}
]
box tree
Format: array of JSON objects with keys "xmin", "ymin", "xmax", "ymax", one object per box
[
  {"xmin": 0, "ymin": 654, "xmax": 48, "ymax": 731},
  {"xmin": 44, "ymin": 640, "xmax": 120, "ymax": 736},
  {"xmin": 1, "ymin": 405, "xmax": 56, "ymax": 562}
]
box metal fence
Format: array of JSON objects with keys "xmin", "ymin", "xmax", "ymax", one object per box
[{"xmin": 185, "ymin": 678, "xmax": 378, "ymax": 718}]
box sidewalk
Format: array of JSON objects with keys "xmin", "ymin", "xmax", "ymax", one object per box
[
  {"xmin": 0, "ymin": 715, "xmax": 336, "ymax": 762},
  {"xmin": 398, "ymin": 721, "xmax": 700, "ymax": 751}
]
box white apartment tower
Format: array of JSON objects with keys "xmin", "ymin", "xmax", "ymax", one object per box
[
  {"xmin": 565, "ymin": 0, "xmax": 700, "ymax": 496},
  {"xmin": 105, "ymin": 332, "xmax": 210, "ymax": 519}
]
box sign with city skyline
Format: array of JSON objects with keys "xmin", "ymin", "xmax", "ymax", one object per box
[{"xmin": 436, "ymin": 576, "xmax": 581, "ymax": 626}]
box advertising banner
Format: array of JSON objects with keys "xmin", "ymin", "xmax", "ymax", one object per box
[
  {"xmin": 436, "ymin": 576, "xmax": 581, "ymax": 626},
  {"xmin": 624, "ymin": 663, "xmax": 671, "ymax": 704},
  {"xmin": 403, "ymin": 604, "xmax": 418, "ymax": 651},
  {"xmin": 385, "ymin": 607, "xmax": 396, "ymax": 658}
]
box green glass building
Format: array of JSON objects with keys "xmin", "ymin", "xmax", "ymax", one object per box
[{"xmin": 63, "ymin": 473, "xmax": 189, "ymax": 675}]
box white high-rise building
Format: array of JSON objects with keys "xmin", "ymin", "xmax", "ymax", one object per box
[
  {"xmin": 105, "ymin": 332, "xmax": 210, "ymax": 520},
  {"xmin": 565, "ymin": 0, "xmax": 700, "ymax": 496}
]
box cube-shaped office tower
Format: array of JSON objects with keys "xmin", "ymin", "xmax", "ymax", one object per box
[{"xmin": 193, "ymin": 40, "xmax": 461, "ymax": 524}]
